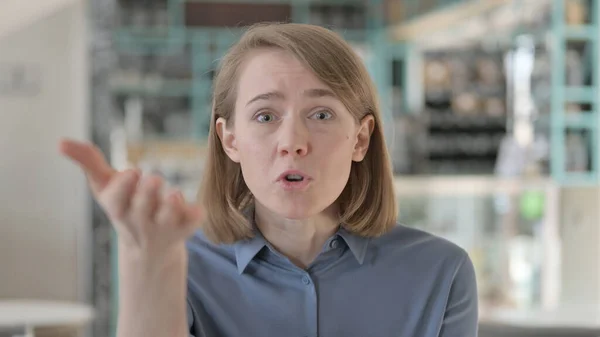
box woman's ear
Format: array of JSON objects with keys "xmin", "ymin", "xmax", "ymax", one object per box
[
  {"xmin": 216, "ymin": 117, "xmax": 240, "ymax": 163},
  {"xmin": 352, "ymin": 114, "xmax": 375, "ymax": 162}
]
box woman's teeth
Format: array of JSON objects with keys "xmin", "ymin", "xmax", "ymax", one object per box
[{"xmin": 285, "ymin": 174, "xmax": 303, "ymax": 182}]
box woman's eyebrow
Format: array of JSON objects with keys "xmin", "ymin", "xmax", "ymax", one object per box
[
  {"xmin": 246, "ymin": 91, "xmax": 284, "ymax": 106},
  {"xmin": 303, "ymin": 88, "xmax": 336, "ymax": 99},
  {"xmin": 246, "ymin": 88, "xmax": 336, "ymax": 107}
]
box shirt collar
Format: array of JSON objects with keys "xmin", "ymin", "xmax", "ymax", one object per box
[
  {"xmin": 233, "ymin": 206, "xmax": 371, "ymax": 273},
  {"xmin": 337, "ymin": 227, "xmax": 370, "ymax": 265},
  {"xmin": 234, "ymin": 229, "xmax": 268, "ymax": 274},
  {"xmin": 233, "ymin": 205, "xmax": 266, "ymax": 274}
]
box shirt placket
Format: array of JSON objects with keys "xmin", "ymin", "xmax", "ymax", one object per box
[{"xmin": 301, "ymin": 271, "xmax": 318, "ymax": 337}]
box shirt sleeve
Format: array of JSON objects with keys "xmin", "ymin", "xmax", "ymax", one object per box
[{"xmin": 438, "ymin": 251, "xmax": 479, "ymax": 337}]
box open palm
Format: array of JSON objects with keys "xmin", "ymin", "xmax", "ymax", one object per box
[{"xmin": 58, "ymin": 139, "xmax": 203, "ymax": 255}]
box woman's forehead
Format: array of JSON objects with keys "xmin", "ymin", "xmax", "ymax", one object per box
[
  {"xmin": 240, "ymin": 50, "xmax": 315, "ymax": 82},
  {"xmin": 236, "ymin": 49, "xmax": 330, "ymax": 100}
]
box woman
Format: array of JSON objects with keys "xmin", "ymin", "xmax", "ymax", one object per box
[{"xmin": 60, "ymin": 23, "xmax": 478, "ymax": 337}]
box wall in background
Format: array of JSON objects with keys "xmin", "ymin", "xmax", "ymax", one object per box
[
  {"xmin": 0, "ymin": 0, "xmax": 77, "ymax": 41},
  {"xmin": 0, "ymin": 0, "xmax": 90, "ymax": 303},
  {"xmin": 560, "ymin": 187, "xmax": 600, "ymax": 312}
]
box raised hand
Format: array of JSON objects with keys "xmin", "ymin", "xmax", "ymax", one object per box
[{"xmin": 58, "ymin": 139, "xmax": 203, "ymax": 257}]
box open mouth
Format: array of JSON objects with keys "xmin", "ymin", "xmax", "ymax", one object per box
[
  {"xmin": 284, "ymin": 174, "xmax": 304, "ymax": 182},
  {"xmin": 277, "ymin": 170, "xmax": 312, "ymax": 189},
  {"xmin": 277, "ymin": 171, "xmax": 311, "ymax": 189}
]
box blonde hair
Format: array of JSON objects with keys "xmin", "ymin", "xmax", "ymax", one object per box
[{"xmin": 199, "ymin": 23, "xmax": 398, "ymax": 244}]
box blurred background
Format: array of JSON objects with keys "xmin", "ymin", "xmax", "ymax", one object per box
[{"xmin": 0, "ymin": 0, "xmax": 599, "ymax": 336}]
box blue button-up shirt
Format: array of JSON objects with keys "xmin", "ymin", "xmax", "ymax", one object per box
[{"xmin": 186, "ymin": 223, "xmax": 478, "ymax": 337}]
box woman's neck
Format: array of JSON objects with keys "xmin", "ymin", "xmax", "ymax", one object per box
[{"xmin": 253, "ymin": 202, "xmax": 340, "ymax": 269}]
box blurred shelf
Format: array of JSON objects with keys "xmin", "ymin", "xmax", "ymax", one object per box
[
  {"xmin": 388, "ymin": 0, "xmax": 512, "ymax": 41},
  {"xmin": 113, "ymin": 28, "xmax": 187, "ymax": 54},
  {"xmin": 550, "ymin": 0, "xmax": 599, "ymax": 186},
  {"xmin": 393, "ymin": 175, "xmax": 553, "ymax": 196},
  {"xmin": 565, "ymin": 25, "xmax": 598, "ymax": 40},
  {"xmin": 565, "ymin": 86, "xmax": 597, "ymax": 103},
  {"xmin": 554, "ymin": 172, "xmax": 599, "ymax": 187},
  {"xmin": 109, "ymin": 75, "xmax": 193, "ymax": 97},
  {"xmin": 428, "ymin": 113, "xmax": 506, "ymax": 129},
  {"xmin": 564, "ymin": 113, "xmax": 598, "ymax": 129},
  {"xmin": 125, "ymin": 139, "xmax": 208, "ymax": 165}
]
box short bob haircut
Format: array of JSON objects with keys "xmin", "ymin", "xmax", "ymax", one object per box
[{"xmin": 199, "ymin": 22, "xmax": 398, "ymax": 244}]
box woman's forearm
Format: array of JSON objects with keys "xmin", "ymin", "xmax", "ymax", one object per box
[
  {"xmin": 57, "ymin": 141, "xmax": 200, "ymax": 337},
  {"xmin": 116, "ymin": 242, "xmax": 189, "ymax": 337}
]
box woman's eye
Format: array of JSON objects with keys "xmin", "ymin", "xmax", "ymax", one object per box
[
  {"xmin": 256, "ymin": 113, "xmax": 276, "ymax": 123},
  {"xmin": 312, "ymin": 110, "xmax": 333, "ymax": 120}
]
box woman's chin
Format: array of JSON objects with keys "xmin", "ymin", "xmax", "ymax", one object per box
[
  {"xmin": 277, "ymin": 209, "xmax": 312, "ymax": 220},
  {"xmin": 256, "ymin": 196, "xmax": 336, "ymax": 221},
  {"xmin": 272, "ymin": 203, "xmax": 319, "ymax": 220}
]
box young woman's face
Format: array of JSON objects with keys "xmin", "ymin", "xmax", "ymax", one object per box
[{"xmin": 217, "ymin": 48, "xmax": 373, "ymax": 220}]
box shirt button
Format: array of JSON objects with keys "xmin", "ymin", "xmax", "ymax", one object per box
[
  {"xmin": 329, "ymin": 239, "xmax": 340, "ymax": 249},
  {"xmin": 302, "ymin": 275, "xmax": 311, "ymax": 285}
]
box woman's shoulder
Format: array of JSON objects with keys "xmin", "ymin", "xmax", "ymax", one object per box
[
  {"xmin": 370, "ymin": 223, "xmax": 471, "ymax": 269},
  {"xmin": 185, "ymin": 228, "xmax": 236, "ymax": 259}
]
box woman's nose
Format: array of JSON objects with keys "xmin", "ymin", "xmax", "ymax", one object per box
[{"xmin": 277, "ymin": 118, "xmax": 309, "ymax": 157}]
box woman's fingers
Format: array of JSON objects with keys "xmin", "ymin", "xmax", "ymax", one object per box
[
  {"xmin": 58, "ymin": 139, "xmax": 116, "ymax": 193},
  {"xmin": 155, "ymin": 191, "xmax": 204, "ymax": 240},
  {"xmin": 181, "ymin": 203, "xmax": 204, "ymax": 234},
  {"xmin": 98, "ymin": 169, "xmax": 141, "ymax": 221},
  {"xmin": 130, "ymin": 175, "xmax": 163, "ymax": 225},
  {"xmin": 155, "ymin": 190, "xmax": 185, "ymax": 229},
  {"xmin": 60, "ymin": 138, "xmax": 203, "ymax": 247}
]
